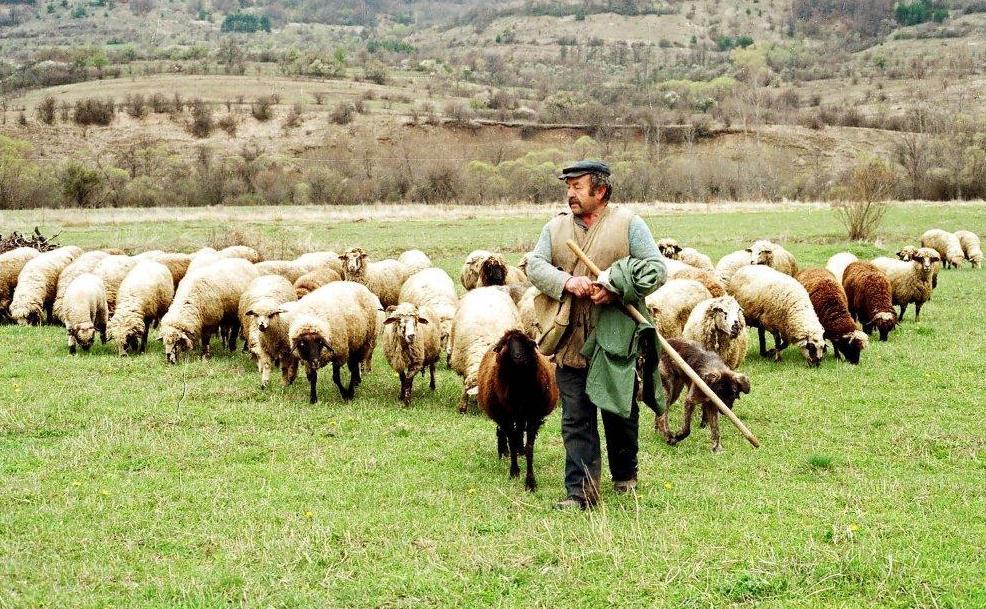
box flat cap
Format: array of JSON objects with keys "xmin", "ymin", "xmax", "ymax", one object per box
[{"xmin": 558, "ymin": 159, "xmax": 611, "ymax": 180}]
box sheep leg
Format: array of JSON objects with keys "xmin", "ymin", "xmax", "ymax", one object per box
[
  {"xmin": 200, "ymin": 333, "xmax": 212, "ymax": 359},
  {"xmin": 898, "ymin": 303, "xmax": 908, "ymax": 321},
  {"xmin": 398, "ymin": 371, "xmax": 411, "ymax": 406},
  {"xmin": 259, "ymin": 358, "xmax": 272, "ymax": 389},
  {"xmin": 496, "ymin": 426, "xmax": 508, "ymax": 459},
  {"xmin": 346, "ymin": 356, "xmax": 362, "ymax": 398},
  {"xmin": 69, "ymin": 336, "xmax": 77, "ymax": 356},
  {"xmin": 226, "ymin": 321, "xmax": 239, "ymax": 352},
  {"xmin": 672, "ymin": 396, "xmax": 697, "ymax": 444},
  {"xmin": 704, "ymin": 403, "xmax": 722, "ymax": 453},
  {"xmin": 524, "ymin": 421, "xmax": 540, "ymax": 492},
  {"xmin": 307, "ymin": 365, "xmax": 319, "ymax": 404},
  {"xmin": 914, "ymin": 302, "xmax": 922, "ymax": 322},
  {"xmin": 508, "ymin": 424, "xmax": 522, "ymax": 480},
  {"xmin": 282, "ymin": 360, "xmax": 298, "ymax": 386},
  {"xmin": 771, "ymin": 333, "xmax": 787, "ymax": 362},
  {"xmin": 656, "ymin": 378, "xmax": 683, "ymax": 443},
  {"xmin": 757, "ymin": 327, "xmax": 769, "ymax": 357},
  {"xmin": 140, "ymin": 323, "xmax": 150, "ymax": 353},
  {"xmin": 429, "ymin": 364, "xmax": 436, "ymax": 391},
  {"xmin": 458, "ymin": 390, "xmax": 469, "ymax": 415},
  {"xmin": 331, "ymin": 362, "xmax": 349, "ymax": 400}
]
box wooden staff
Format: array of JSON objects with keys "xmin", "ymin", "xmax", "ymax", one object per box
[{"xmin": 566, "ymin": 239, "xmax": 761, "ymax": 449}]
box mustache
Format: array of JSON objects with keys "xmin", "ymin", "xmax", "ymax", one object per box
[{"xmin": 568, "ymin": 198, "xmax": 580, "ymax": 206}]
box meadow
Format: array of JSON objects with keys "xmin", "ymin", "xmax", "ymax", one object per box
[{"xmin": 1, "ymin": 202, "xmax": 984, "ymax": 608}]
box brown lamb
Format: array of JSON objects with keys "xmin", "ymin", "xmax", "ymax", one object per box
[
  {"xmin": 796, "ymin": 268, "xmax": 868, "ymax": 364},
  {"xmin": 842, "ymin": 261, "xmax": 898, "ymax": 342}
]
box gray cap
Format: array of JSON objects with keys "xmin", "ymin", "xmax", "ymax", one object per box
[{"xmin": 558, "ymin": 159, "xmax": 611, "ymax": 180}]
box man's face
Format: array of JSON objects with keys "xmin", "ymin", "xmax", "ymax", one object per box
[{"xmin": 566, "ymin": 174, "xmax": 605, "ymax": 216}]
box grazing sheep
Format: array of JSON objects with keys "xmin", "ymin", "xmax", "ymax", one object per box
[
  {"xmin": 399, "ymin": 267, "xmax": 458, "ymax": 359},
  {"xmin": 338, "ymin": 247, "xmax": 412, "ymax": 308},
  {"xmin": 293, "ymin": 266, "xmax": 342, "ymax": 298},
  {"xmin": 796, "ymin": 268, "xmax": 868, "ymax": 364},
  {"xmin": 476, "ymin": 253, "xmax": 529, "ymax": 288},
  {"xmin": 288, "ymin": 281, "xmax": 381, "ymax": 403},
  {"xmin": 92, "ymin": 255, "xmax": 138, "ymax": 316},
  {"xmin": 667, "ymin": 265, "xmax": 727, "ymax": 297},
  {"xmin": 106, "ymin": 261, "xmax": 175, "ymax": 355},
  {"xmin": 381, "ymin": 303, "xmax": 441, "ymax": 406},
  {"xmin": 921, "ymin": 229, "xmax": 964, "ymax": 269},
  {"xmin": 682, "ymin": 296, "xmax": 748, "ymax": 369},
  {"xmin": 10, "ymin": 246, "xmax": 82, "ymax": 325},
  {"xmin": 460, "ymin": 249, "xmax": 494, "ymax": 291},
  {"xmin": 238, "ymin": 274, "xmax": 297, "ymax": 353},
  {"xmin": 159, "ymin": 258, "xmax": 259, "ymax": 363},
  {"xmin": 895, "ymin": 246, "xmax": 919, "ymax": 261},
  {"xmin": 185, "ymin": 247, "xmax": 221, "ymax": 276},
  {"xmin": 397, "ymin": 249, "xmax": 432, "ymax": 274},
  {"xmin": 0, "ymin": 247, "xmax": 40, "ymax": 320},
  {"xmin": 52, "ymin": 250, "xmax": 110, "ymax": 322},
  {"xmin": 729, "ymin": 265, "xmax": 827, "ymax": 367},
  {"xmin": 842, "ymin": 261, "xmax": 898, "ymax": 341},
  {"xmin": 476, "ymin": 329, "xmax": 559, "ymax": 491},
  {"xmin": 294, "ymin": 251, "xmax": 342, "ymax": 275},
  {"xmin": 450, "ymin": 287, "xmax": 521, "ymax": 413},
  {"xmin": 249, "ymin": 300, "xmax": 300, "ymax": 390},
  {"xmin": 825, "ymin": 252, "xmax": 859, "ymax": 285},
  {"xmin": 644, "ymin": 279, "xmax": 713, "ymax": 339},
  {"xmin": 139, "ymin": 252, "xmax": 192, "ymax": 289},
  {"xmin": 62, "ymin": 273, "xmax": 108, "ymax": 354},
  {"xmin": 872, "ymin": 248, "xmax": 940, "ymax": 321},
  {"xmin": 715, "ymin": 250, "xmax": 751, "ymax": 285},
  {"xmin": 654, "ymin": 337, "xmax": 750, "ymax": 453},
  {"xmin": 218, "ymin": 245, "xmax": 261, "ymax": 263},
  {"xmin": 750, "ymin": 239, "xmax": 798, "ymax": 276},
  {"xmin": 955, "ymin": 230, "xmax": 982, "ymax": 269},
  {"xmin": 679, "ymin": 247, "xmax": 715, "ymax": 271},
  {"xmin": 255, "ymin": 260, "xmax": 309, "ymax": 283}
]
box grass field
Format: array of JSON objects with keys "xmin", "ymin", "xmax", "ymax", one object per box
[{"xmin": 1, "ymin": 203, "xmax": 985, "ymax": 608}]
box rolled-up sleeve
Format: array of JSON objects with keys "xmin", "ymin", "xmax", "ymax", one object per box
[{"xmin": 526, "ymin": 224, "xmax": 570, "ymax": 300}]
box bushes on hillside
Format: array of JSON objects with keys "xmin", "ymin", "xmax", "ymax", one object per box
[{"xmin": 72, "ymin": 97, "xmax": 115, "ymax": 126}]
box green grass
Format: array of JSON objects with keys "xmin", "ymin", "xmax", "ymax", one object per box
[{"xmin": 2, "ymin": 204, "xmax": 985, "ymax": 608}]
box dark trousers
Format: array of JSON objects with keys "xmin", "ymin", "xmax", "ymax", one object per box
[{"xmin": 556, "ymin": 366, "xmax": 639, "ymax": 503}]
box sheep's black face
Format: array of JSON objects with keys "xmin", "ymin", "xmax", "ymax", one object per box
[
  {"xmin": 73, "ymin": 324, "xmax": 97, "ymax": 351},
  {"xmin": 295, "ymin": 334, "xmax": 329, "ymax": 365},
  {"xmin": 874, "ymin": 312, "xmax": 897, "ymax": 342},
  {"xmin": 801, "ymin": 339, "xmax": 825, "ymax": 367},
  {"xmin": 25, "ymin": 310, "xmax": 42, "ymax": 326},
  {"xmin": 123, "ymin": 333, "xmax": 142, "ymax": 355},
  {"xmin": 836, "ymin": 335, "xmax": 864, "ymax": 365},
  {"xmin": 506, "ymin": 335, "xmax": 535, "ymax": 367},
  {"xmin": 480, "ymin": 259, "xmax": 507, "ymax": 286}
]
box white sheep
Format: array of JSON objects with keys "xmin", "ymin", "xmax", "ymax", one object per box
[
  {"xmin": 460, "ymin": 249, "xmax": 494, "ymax": 291},
  {"xmin": 250, "ymin": 300, "xmax": 300, "ymax": 389},
  {"xmin": 872, "ymin": 247, "xmax": 939, "ymax": 321},
  {"xmin": 682, "ymin": 296, "xmax": 749, "ymax": 369},
  {"xmin": 450, "ymin": 286, "xmax": 521, "ymax": 413},
  {"xmin": 138, "ymin": 252, "xmax": 192, "ymax": 288},
  {"xmin": 679, "ymin": 247, "xmax": 715, "ymax": 271},
  {"xmin": 397, "ymin": 249, "xmax": 432, "ymax": 274},
  {"xmin": 517, "ymin": 285, "xmax": 542, "ymax": 340},
  {"xmin": 218, "ymin": 245, "xmax": 260, "ymax": 263},
  {"xmin": 288, "ymin": 281, "xmax": 381, "ymax": 403},
  {"xmin": 93, "ymin": 255, "xmax": 138, "ymax": 316},
  {"xmin": 294, "ymin": 251, "xmax": 342, "ymax": 275},
  {"xmin": 238, "ymin": 274, "xmax": 297, "ymax": 354},
  {"xmin": 715, "ymin": 250, "xmax": 751, "ymax": 286},
  {"xmin": 62, "ymin": 273, "xmax": 108, "ymax": 354},
  {"xmin": 728, "ymin": 265, "xmax": 827, "ymax": 366},
  {"xmin": 644, "ymin": 279, "xmax": 713, "ymax": 339},
  {"xmin": 10, "ymin": 246, "xmax": 82, "ymax": 325},
  {"xmin": 825, "ymin": 252, "xmax": 859, "ymax": 285},
  {"xmin": 0, "ymin": 247, "xmax": 40, "ymax": 319},
  {"xmin": 293, "ymin": 266, "xmax": 342, "ymax": 298},
  {"xmin": 255, "ymin": 260, "xmax": 310, "ymax": 283},
  {"xmin": 381, "ymin": 303, "xmax": 441, "ymax": 405},
  {"xmin": 52, "ymin": 250, "xmax": 110, "ymax": 322},
  {"xmin": 750, "ymin": 240, "xmax": 798, "ymax": 276},
  {"xmin": 398, "ymin": 267, "xmax": 458, "ymax": 359},
  {"xmin": 185, "ymin": 247, "xmax": 221, "ymax": 276},
  {"xmin": 338, "ymin": 247, "xmax": 412, "ymax": 308},
  {"xmin": 920, "ymin": 229, "xmax": 964, "ymax": 269},
  {"xmin": 955, "ymin": 230, "xmax": 982, "ymax": 269},
  {"xmin": 106, "ymin": 260, "xmax": 175, "ymax": 355},
  {"xmin": 159, "ymin": 258, "xmax": 259, "ymax": 363}
]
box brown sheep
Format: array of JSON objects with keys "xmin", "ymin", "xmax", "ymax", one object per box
[
  {"xmin": 842, "ymin": 261, "xmax": 898, "ymax": 342},
  {"xmin": 796, "ymin": 268, "xmax": 868, "ymax": 364},
  {"xmin": 293, "ymin": 265, "xmax": 342, "ymax": 298},
  {"xmin": 477, "ymin": 329, "xmax": 558, "ymax": 491}
]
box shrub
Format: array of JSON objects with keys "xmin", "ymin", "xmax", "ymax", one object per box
[
  {"xmin": 149, "ymin": 92, "xmax": 172, "ymax": 113},
  {"xmin": 831, "ymin": 158, "xmax": 898, "ymax": 240},
  {"xmin": 124, "ymin": 93, "xmax": 147, "ymax": 119},
  {"xmin": 72, "ymin": 97, "xmax": 115, "ymax": 126},
  {"xmin": 188, "ymin": 98, "xmax": 214, "ymax": 138},
  {"xmin": 329, "ymin": 101, "xmax": 354, "ymax": 125},
  {"xmin": 251, "ymin": 95, "xmax": 275, "ymax": 121},
  {"xmin": 36, "ymin": 96, "xmax": 57, "ymax": 125},
  {"xmin": 283, "ymin": 102, "xmax": 303, "ymax": 128},
  {"xmin": 217, "ymin": 114, "xmax": 237, "ymax": 136},
  {"xmin": 220, "ymin": 13, "xmax": 271, "ymax": 33},
  {"xmin": 61, "ymin": 161, "xmax": 104, "ymax": 207}
]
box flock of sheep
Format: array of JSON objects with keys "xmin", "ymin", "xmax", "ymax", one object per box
[{"xmin": 0, "ymin": 225, "xmax": 980, "ymax": 488}]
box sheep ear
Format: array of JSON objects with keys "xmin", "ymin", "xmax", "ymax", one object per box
[
  {"xmin": 417, "ymin": 317, "xmax": 429, "ymax": 324},
  {"xmin": 735, "ymin": 373, "xmax": 751, "ymax": 394},
  {"xmin": 385, "ymin": 305, "xmax": 396, "ymax": 312},
  {"xmin": 674, "ymin": 245, "xmax": 682, "ymax": 253},
  {"xmin": 245, "ymin": 309, "xmax": 256, "ymax": 317},
  {"xmin": 337, "ymin": 254, "xmax": 346, "ymax": 261},
  {"xmin": 269, "ymin": 308, "xmax": 287, "ymax": 318},
  {"xmin": 703, "ymin": 370, "xmax": 721, "ymax": 385},
  {"xmin": 744, "ymin": 247, "xmax": 752, "ymax": 253},
  {"xmin": 383, "ymin": 316, "xmax": 397, "ymax": 325}
]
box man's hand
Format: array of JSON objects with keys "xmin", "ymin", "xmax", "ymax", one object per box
[
  {"xmin": 589, "ymin": 284, "xmax": 618, "ymax": 305},
  {"xmin": 564, "ymin": 276, "xmax": 593, "ymax": 297}
]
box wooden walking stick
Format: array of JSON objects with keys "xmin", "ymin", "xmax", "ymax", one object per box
[{"xmin": 566, "ymin": 239, "xmax": 761, "ymax": 449}]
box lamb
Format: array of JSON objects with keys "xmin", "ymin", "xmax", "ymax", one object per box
[
  {"xmin": 715, "ymin": 250, "xmax": 752, "ymax": 285},
  {"xmin": 825, "ymin": 252, "xmax": 859, "ymax": 285},
  {"xmin": 159, "ymin": 258, "xmax": 259, "ymax": 363},
  {"xmin": 0, "ymin": 247, "xmax": 40, "ymax": 320},
  {"xmin": 9, "ymin": 246, "xmax": 82, "ymax": 325},
  {"xmin": 294, "ymin": 251, "xmax": 343, "ymax": 275},
  {"xmin": 750, "ymin": 240, "xmax": 798, "ymax": 276},
  {"xmin": 92, "ymin": 255, "xmax": 138, "ymax": 316},
  {"xmin": 920, "ymin": 229, "xmax": 964, "ymax": 269},
  {"xmin": 644, "ymin": 279, "xmax": 713, "ymax": 339},
  {"xmin": 728, "ymin": 265, "xmax": 827, "ymax": 367},
  {"xmin": 238, "ymin": 274, "xmax": 297, "ymax": 353},
  {"xmin": 338, "ymin": 247, "xmax": 412, "ymax": 308},
  {"xmin": 138, "ymin": 252, "xmax": 192, "ymax": 288},
  {"xmin": 654, "ymin": 337, "xmax": 750, "ymax": 453},
  {"xmin": 955, "ymin": 230, "xmax": 982, "ymax": 269},
  {"xmin": 52, "ymin": 250, "xmax": 110, "ymax": 322},
  {"xmin": 398, "ymin": 267, "xmax": 458, "ymax": 359},
  {"xmin": 287, "ymin": 281, "xmax": 381, "ymax": 403},
  {"xmin": 872, "ymin": 248, "xmax": 940, "ymax": 321},
  {"xmin": 254, "ymin": 260, "xmax": 310, "ymax": 283},
  {"xmin": 476, "ymin": 253, "xmax": 529, "ymax": 288},
  {"xmin": 681, "ymin": 296, "xmax": 748, "ymax": 369},
  {"xmin": 476, "ymin": 329, "xmax": 559, "ymax": 491},
  {"xmin": 450, "ymin": 286, "xmax": 521, "ymax": 413},
  {"xmin": 293, "ymin": 265, "xmax": 342, "ymax": 298},
  {"xmin": 397, "ymin": 249, "xmax": 432, "ymax": 274},
  {"xmin": 249, "ymin": 299, "xmax": 299, "ymax": 390},
  {"xmin": 105, "ymin": 261, "xmax": 175, "ymax": 355},
  {"xmin": 62, "ymin": 273, "xmax": 108, "ymax": 355},
  {"xmin": 841, "ymin": 261, "xmax": 898, "ymax": 341},
  {"xmin": 218, "ymin": 245, "xmax": 261, "ymax": 263},
  {"xmin": 796, "ymin": 268, "xmax": 869, "ymax": 364},
  {"xmin": 381, "ymin": 303, "xmax": 441, "ymax": 405},
  {"xmin": 460, "ymin": 249, "xmax": 494, "ymax": 290}
]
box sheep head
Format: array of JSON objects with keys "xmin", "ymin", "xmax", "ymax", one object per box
[
  {"xmin": 160, "ymin": 326, "xmax": 194, "ymax": 364},
  {"xmin": 492, "ymin": 329, "xmax": 537, "ymax": 370},
  {"xmin": 383, "ymin": 303, "xmax": 429, "ymax": 345},
  {"xmin": 873, "ymin": 311, "xmax": 897, "ymax": 342},
  {"xmin": 657, "ymin": 238, "xmax": 682, "ymax": 259},
  {"xmin": 797, "ymin": 335, "xmax": 827, "ymax": 367},
  {"xmin": 702, "ymin": 368, "xmax": 751, "ymax": 409},
  {"xmin": 708, "ymin": 296, "xmax": 744, "ymax": 339},
  {"xmin": 11, "ymin": 302, "xmax": 43, "ymax": 326},
  {"xmin": 749, "ymin": 240, "xmax": 776, "ymax": 266},
  {"xmin": 896, "ymin": 245, "xmax": 919, "ymax": 261},
  {"xmin": 122, "ymin": 332, "xmax": 142, "ymax": 356},
  {"xmin": 914, "ymin": 248, "xmax": 941, "ymax": 275},
  {"xmin": 247, "ymin": 301, "xmax": 290, "ymax": 334},
  {"xmin": 834, "ymin": 329, "xmax": 869, "ymax": 365},
  {"xmin": 292, "ymin": 330, "xmax": 333, "ymax": 366},
  {"xmin": 339, "ymin": 248, "xmax": 369, "ymax": 277},
  {"xmin": 70, "ymin": 322, "xmax": 97, "ymax": 351},
  {"xmin": 479, "ymin": 255, "xmax": 508, "ymax": 286}
]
